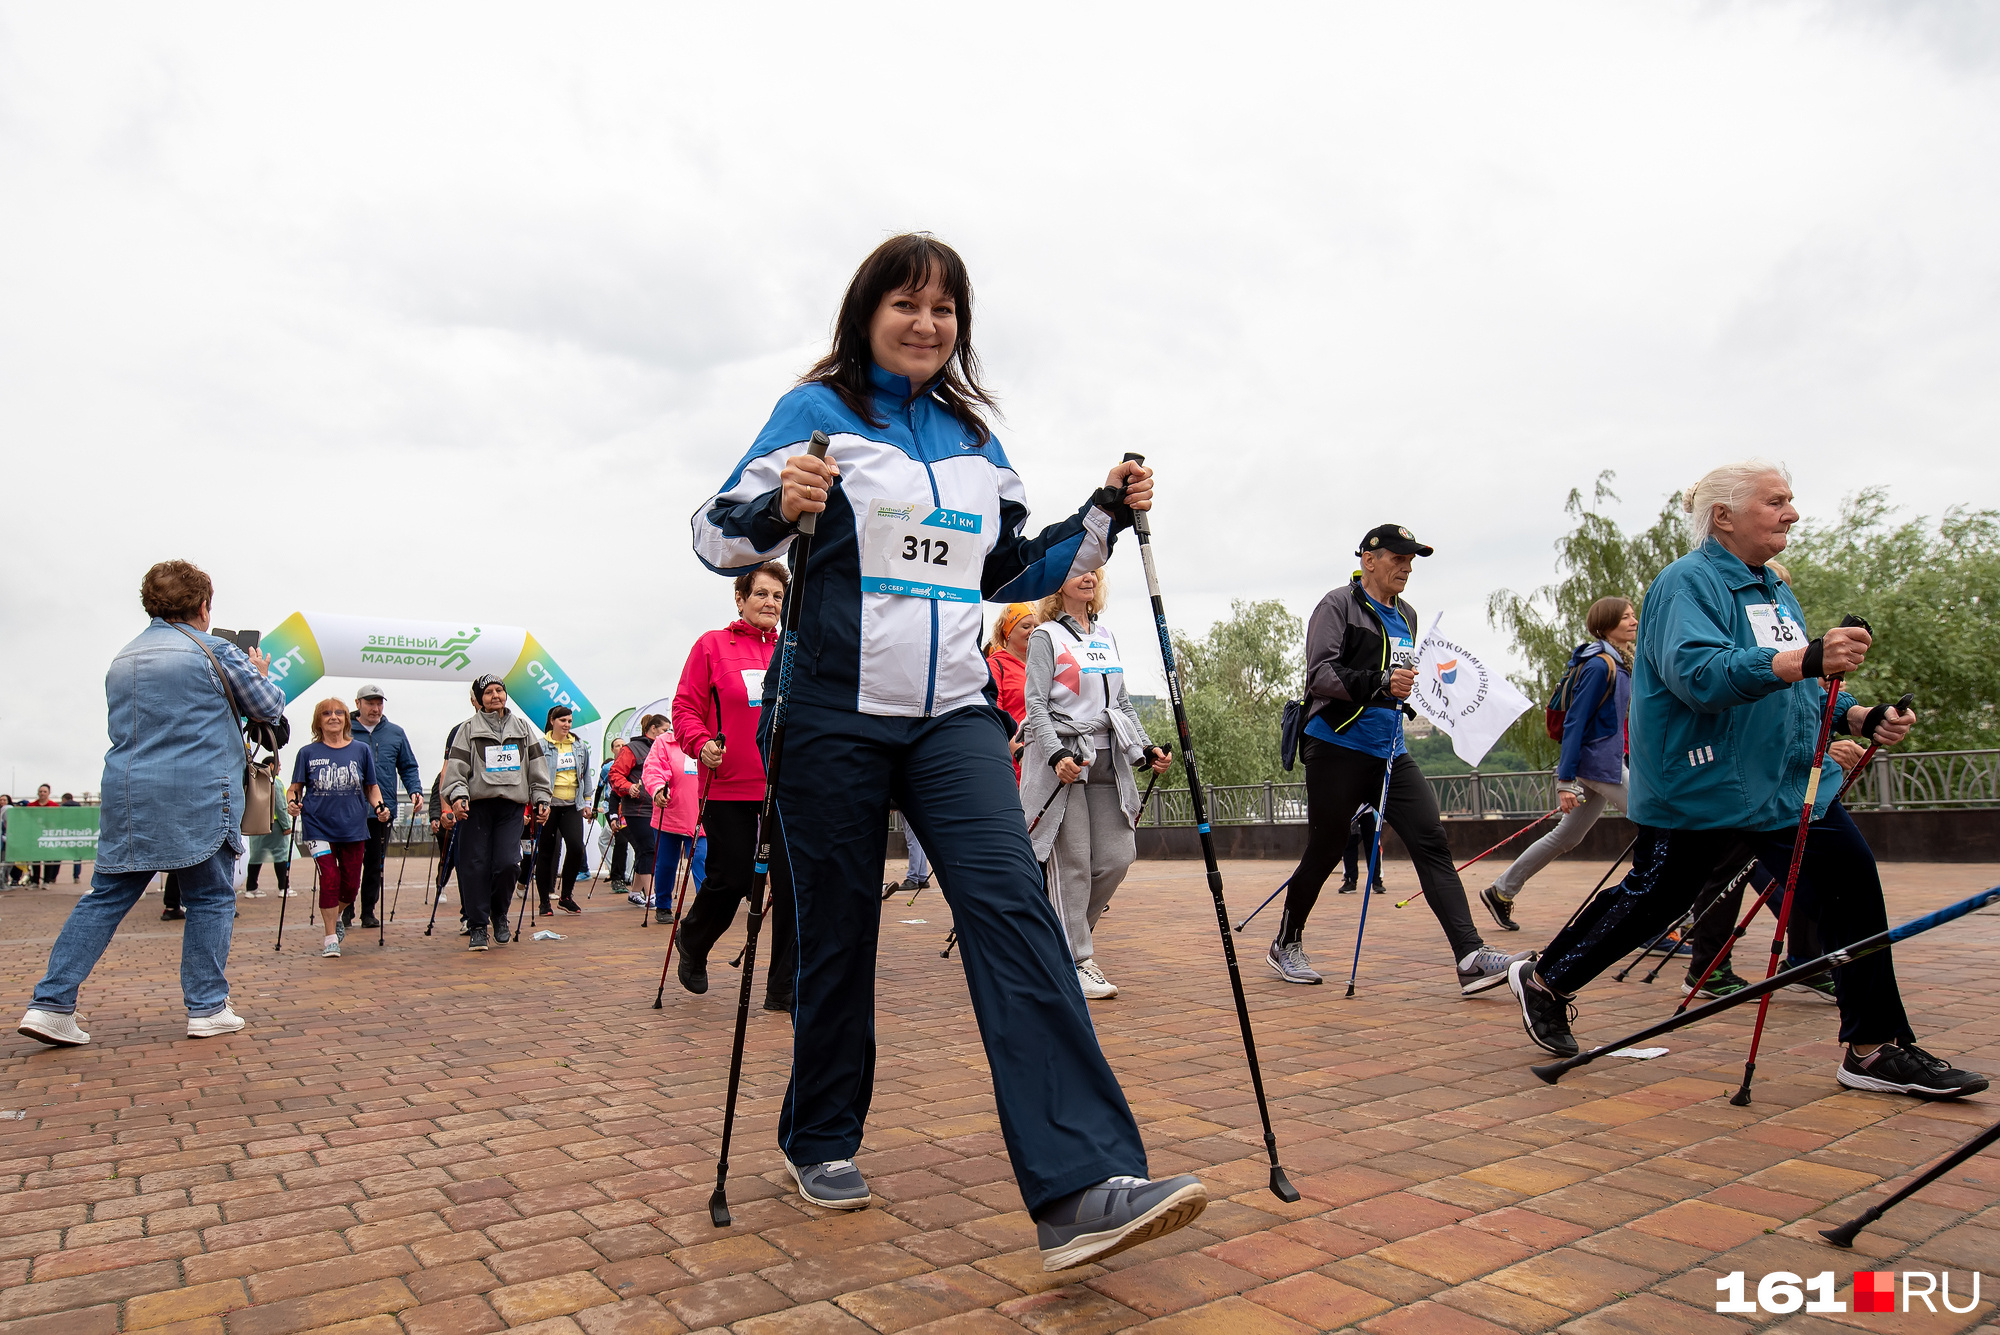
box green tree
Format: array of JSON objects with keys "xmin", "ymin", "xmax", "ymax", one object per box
[
  {"xmin": 1781, "ymin": 491, "xmax": 2000, "ymax": 751},
  {"xmin": 1486, "ymin": 472, "xmax": 1685, "ymax": 769},
  {"xmin": 1138, "ymin": 598, "xmax": 1302, "ymax": 788}
]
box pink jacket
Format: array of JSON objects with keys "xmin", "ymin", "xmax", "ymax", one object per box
[
  {"xmin": 672, "ymin": 619, "xmax": 778, "ymax": 803},
  {"xmin": 641, "ymin": 732, "xmax": 702, "ymax": 837}
]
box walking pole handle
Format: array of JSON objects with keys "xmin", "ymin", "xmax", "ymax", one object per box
[
  {"xmin": 1120, "ymin": 453, "xmax": 1150, "ymax": 536},
  {"xmin": 797, "ymin": 431, "xmax": 832, "ymax": 536}
]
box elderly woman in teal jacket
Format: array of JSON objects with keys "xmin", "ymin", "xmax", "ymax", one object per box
[{"xmin": 1505, "ymin": 462, "xmax": 1986, "ymax": 1102}]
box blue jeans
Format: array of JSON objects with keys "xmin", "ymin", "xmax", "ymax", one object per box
[
  {"xmin": 904, "ymin": 828, "xmax": 930, "ymax": 882},
  {"xmin": 32, "ymin": 846, "xmax": 235, "ymax": 1018},
  {"xmin": 651, "ymin": 832, "xmax": 707, "ymax": 908}
]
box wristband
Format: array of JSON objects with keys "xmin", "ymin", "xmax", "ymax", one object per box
[
  {"xmin": 1799, "ymin": 637, "xmax": 1826, "ymax": 679},
  {"xmin": 1051, "ymin": 748, "xmax": 1079, "ymax": 771},
  {"xmin": 1861, "ymin": 702, "xmax": 1892, "ymax": 739}
]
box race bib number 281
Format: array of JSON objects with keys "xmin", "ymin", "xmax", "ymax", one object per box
[
  {"xmin": 859, "ymin": 499, "xmax": 982, "ymax": 603},
  {"xmin": 1746, "ymin": 603, "xmax": 1804, "ymax": 651}
]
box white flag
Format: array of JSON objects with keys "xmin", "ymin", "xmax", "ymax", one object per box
[{"xmin": 1412, "ymin": 613, "xmax": 1533, "ymax": 767}]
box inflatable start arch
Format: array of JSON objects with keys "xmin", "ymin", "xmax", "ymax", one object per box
[{"xmin": 262, "ymin": 611, "xmax": 599, "ymax": 726}]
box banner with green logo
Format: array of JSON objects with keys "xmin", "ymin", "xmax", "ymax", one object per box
[
  {"xmin": 261, "ymin": 611, "xmax": 599, "ymax": 726},
  {"xmin": 4, "ymin": 807, "xmax": 97, "ymax": 863}
]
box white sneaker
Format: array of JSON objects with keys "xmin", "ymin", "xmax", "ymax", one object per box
[
  {"xmin": 18, "ymin": 1009, "xmax": 89, "ymax": 1046},
  {"xmin": 187, "ymin": 1006, "xmax": 246, "ymax": 1039},
  {"xmin": 1077, "ymin": 961, "xmax": 1117, "ymax": 1000},
  {"xmin": 322, "ymin": 939, "xmax": 341, "ymax": 957}
]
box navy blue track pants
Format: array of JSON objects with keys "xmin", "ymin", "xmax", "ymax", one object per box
[{"xmin": 770, "ymin": 701, "xmax": 1147, "ymax": 1215}]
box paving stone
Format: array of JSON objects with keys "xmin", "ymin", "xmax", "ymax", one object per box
[
  {"xmin": 1243, "ymin": 1272, "xmax": 1392, "ymax": 1329},
  {"xmin": 834, "ymin": 1265, "xmax": 1022, "ymax": 1333}
]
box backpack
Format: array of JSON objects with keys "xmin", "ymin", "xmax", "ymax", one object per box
[{"xmin": 1544, "ymin": 648, "xmax": 1617, "ymax": 741}]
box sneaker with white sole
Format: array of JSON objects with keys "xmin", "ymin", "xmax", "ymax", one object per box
[
  {"xmin": 322, "ymin": 939, "xmax": 341, "ymax": 957},
  {"xmin": 1266, "ymin": 938, "xmax": 1322, "ymax": 985},
  {"xmin": 1837, "ymin": 1043, "xmax": 1989, "ymax": 1100},
  {"xmin": 1077, "ymin": 960, "xmax": 1117, "ymax": 1000},
  {"xmin": 187, "ymin": 1006, "xmax": 246, "ymax": 1039},
  {"xmin": 1035, "ymin": 1174, "xmax": 1208, "ymax": 1271},
  {"xmin": 785, "ymin": 1157, "xmax": 871, "ymax": 1209},
  {"xmin": 18, "ymin": 1009, "xmax": 89, "ymax": 1046},
  {"xmin": 1781, "ymin": 959, "xmax": 1839, "ymax": 1004},
  {"xmin": 1459, "ymin": 946, "xmax": 1536, "ymax": 997},
  {"xmin": 1507, "ymin": 959, "xmax": 1578, "ymax": 1058}
]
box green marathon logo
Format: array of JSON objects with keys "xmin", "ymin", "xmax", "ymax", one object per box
[
  {"xmin": 361, "ymin": 628, "xmax": 481, "ymax": 673},
  {"xmin": 1716, "ymin": 1269, "xmax": 1982, "ymax": 1315}
]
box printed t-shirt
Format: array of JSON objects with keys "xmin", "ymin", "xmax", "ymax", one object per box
[
  {"xmin": 291, "ymin": 739, "xmax": 378, "ymax": 843},
  {"xmin": 1305, "ymin": 594, "xmax": 1414, "ymax": 761}
]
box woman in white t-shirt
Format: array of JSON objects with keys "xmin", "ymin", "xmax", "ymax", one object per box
[{"xmin": 1019, "ymin": 569, "xmax": 1169, "ymax": 1001}]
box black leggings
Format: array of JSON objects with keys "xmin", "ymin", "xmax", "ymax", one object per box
[
  {"xmin": 679, "ymin": 798, "xmax": 796, "ymax": 1004},
  {"xmin": 1538, "ymin": 803, "xmax": 1909, "ymax": 1046},
  {"xmin": 245, "ymin": 862, "xmax": 291, "ymax": 891},
  {"xmin": 1279, "ymin": 739, "xmax": 1483, "ymax": 961},
  {"xmin": 457, "ymin": 798, "xmax": 525, "ymax": 931},
  {"xmin": 535, "ymin": 806, "xmax": 587, "ymax": 901}
]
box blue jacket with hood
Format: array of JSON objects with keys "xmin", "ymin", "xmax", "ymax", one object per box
[
  {"xmin": 1628, "ymin": 538, "xmax": 1856, "ymax": 832},
  {"xmin": 692, "ymin": 364, "xmax": 1124, "ymax": 721},
  {"xmin": 1555, "ymin": 643, "xmax": 1629, "ymax": 786}
]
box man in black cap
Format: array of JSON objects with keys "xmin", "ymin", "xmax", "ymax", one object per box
[{"xmin": 1266, "ymin": 525, "xmax": 1531, "ymax": 996}]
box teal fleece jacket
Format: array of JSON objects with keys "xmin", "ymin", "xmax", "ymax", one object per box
[{"xmin": 1629, "ymin": 538, "xmax": 1856, "ymax": 832}]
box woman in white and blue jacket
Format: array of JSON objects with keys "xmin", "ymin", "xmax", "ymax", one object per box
[
  {"xmin": 1507, "ymin": 462, "xmax": 1986, "ymax": 1102},
  {"xmin": 691, "ymin": 234, "xmax": 1205, "ymax": 1273}
]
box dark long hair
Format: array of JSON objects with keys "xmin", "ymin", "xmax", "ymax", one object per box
[{"xmin": 803, "ymin": 233, "xmax": 996, "ymax": 445}]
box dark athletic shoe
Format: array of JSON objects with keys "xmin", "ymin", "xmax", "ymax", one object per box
[
  {"xmin": 558, "ymin": 900, "xmax": 583, "ymax": 915},
  {"xmin": 1838, "ymin": 1044, "xmax": 1990, "ymax": 1100},
  {"xmin": 467, "ymin": 928, "xmax": 489, "ymax": 952},
  {"xmin": 786, "ymin": 1157, "xmax": 870, "ymax": 1209},
  {"xmin": 1508, "ymin": 960, "xmax": 1578, "ymax": 1058},
  {"xmin": 764, "ymin": 993, "xmax": 794, "ymax": 1014},
  {"xmin": 654, "ymin": 909, "xmax": 673, "ymax": 925},
  {"xmin": 360, "ymin": 915, "xmax": 381, "ymax": 928},
  {"xmin": 1681, "ymin": 967, "xmax": 1749, "ymax": 1000},
  {"xmin": 1336, "ymin": 878, "xmax": 1357, "ymax": 895},
  {"xmin": 1035, "ymin": 1174, "xmax": 1208, "ymax": 1272},
  {"xmin": 1459, "ymin": 947, "xmax": 1536, "ymax": 997},
  {"xmin": 1480, "ymin": 885, "xmax": 1520, "ymax": 932},
  {"xmin": 160, "ymin": 907, "xmax": 185, "ymax": 921},
  {"xmin": 678, "ymin": 952, "xmax": 708, "ymax": 995},
  {"xmin": 1781, "ymin": 959, "xmax": 1837, "ymax": 1003},
  {"xmin": 493, "ymin": 920, "xmax": 511, "ymax": 945}
]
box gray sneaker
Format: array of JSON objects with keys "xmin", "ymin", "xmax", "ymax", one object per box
[
  {"xmin": 785, "ymin": 1157, "xmax": 871, "ymax": 1210},
  {"xmin": 1036, "ymin": 1174, "xmax": 1208, "ymax": 1272},
  {"xmin": 1459, "ymin": 946, "xmax": 1536, "ymax": 997},
  {"xmin": 1266, "ymin": 938, "xmax": 1322, "ymax": 985}
]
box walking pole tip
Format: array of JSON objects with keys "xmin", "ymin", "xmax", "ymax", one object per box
[
  {"xmin": 707, "ymin": 1190, "xmax": 732, "ymax": 1229},
  {"xmin": 1529, "ymin": 1059, "xmax": 1567, "ymax": 1084},
  {"xmin": 1818, "ymin": 1214, "xmax": 1872, "ymax": 1249},
  {"xmin": 1269, "ymin": 1165, "xmax": 1300, "ymax": 1204}
]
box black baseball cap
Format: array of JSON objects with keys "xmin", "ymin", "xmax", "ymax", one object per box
[{"xmin": 1357, "ymin": 524, "xmax": 1434, "ymax": 557}]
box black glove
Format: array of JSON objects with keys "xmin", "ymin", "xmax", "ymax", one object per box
[{"xmin": 1090, "ymin": 485, "xmax": 1133, "ymax": 532}]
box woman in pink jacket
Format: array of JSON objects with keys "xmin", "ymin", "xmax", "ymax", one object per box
[
  {"xmin": 670, "ymin": 561, "xmax": 795, "ymax": 1011},
  {"xmin": 642, "ymin": 724, "xmax": 707, "ymax": 923}
]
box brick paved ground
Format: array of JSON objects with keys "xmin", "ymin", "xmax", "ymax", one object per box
[{"xmin": 0, "ymin": 855, "xmax": 1994, "ymax": 1334}]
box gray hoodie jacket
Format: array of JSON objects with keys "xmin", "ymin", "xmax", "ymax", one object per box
[{"xmin": 443, "ymin": 709, "xmax": 553, "ymax": 807}]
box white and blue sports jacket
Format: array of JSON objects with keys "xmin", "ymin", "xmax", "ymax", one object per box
[{"xmin": 692, "ymin": 363, "xmax": 1123, "ymax": 719}]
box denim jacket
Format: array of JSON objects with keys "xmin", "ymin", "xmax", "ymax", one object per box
[{"xmin": 96, "ymin": 619, "xmax": 287, "ymax": 873}]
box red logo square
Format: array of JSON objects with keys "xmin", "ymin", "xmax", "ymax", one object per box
[{"xmin": 1853, "ymin": 1271, "xmax": 1895, "ymax": 1313}]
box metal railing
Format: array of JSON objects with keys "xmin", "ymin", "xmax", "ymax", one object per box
[{"xmin": 1135, "ymin": 749, "xmax": 2000, "ymax": 826}]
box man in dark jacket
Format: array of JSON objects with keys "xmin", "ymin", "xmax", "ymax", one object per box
[
  {"xmin": 1268, "ymin": 525, "xmax": 1529, "ymax": 996},
  {"xmin": 350, "ymin": 685, "xmax": 424, "ymax": 930}
]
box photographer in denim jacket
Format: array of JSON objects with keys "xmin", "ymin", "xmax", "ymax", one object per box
[{"xmin": 18, "ymin": 560, "xmax": 285, "ymax": 1047}]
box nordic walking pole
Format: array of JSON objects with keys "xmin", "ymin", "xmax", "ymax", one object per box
[
  {"xmin": 1621, "ymin": 907, "xmax": 1695, "ymax": 984},
  {"xmin": 1671, "ymin": 859, "xmax": 1771, "ymax": 1004},
  {"xmin": 387, "ymin": 796, "xmax": 420, "ymax": 927},
  {"xmin": 711, "ymin": 431, "xmax": 830, "ymax": 1229},
  {"xmin": 1343, "ymin": 753, "xmax": 1396, "ymax": 997},
  {"xmin": 1648, "ymin": 861, "xmax": 1757, "ymax": 985},
  {"xmin": 1531, "ymin": 884, "xmax": 2000, "ymax": 1084},
  {"xmin": 273, "ymin": 814, "xmax": 298, "ymax": 952},
  {"xmin": 514, "ymin": 811, "xmax": 543, "ymax": 942},
  {"xmin": 653, "ymin": 736, "xmax": 721, "ymax": 1008},
  {"xmin": 1727, "ymin": 615, "xmax": 1864, "ymax": 1107},
  {"xmin": 425, "ymin": 823, "xmax": 454, "ymax": 936},
  {"xmin": 1122, "ymin": 451, "xmax": 1299, "ymax": 1204},
  {"xmin": 1132, "ymin": 752, "xmax": 1167, "ymax": 829},
  {"xmin": 1394, "ymin": 806, "xmax": 1560, "ymax": 907},
  {"xmin": 1820, "ymin": 1115, "xmax": 2000, "ymax": 1248},
  {"xmin": 1233, "ymin": 876, "xmax": 1292, "ymax": 933},
  {"xmin": 1556, "ymin": 835, "xmax": 1637, "ymax": 940}
]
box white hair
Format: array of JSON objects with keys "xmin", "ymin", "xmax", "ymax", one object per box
[{"xmin": 1683, "ymin": 460, "xmax": 1792, "ymax": 549}]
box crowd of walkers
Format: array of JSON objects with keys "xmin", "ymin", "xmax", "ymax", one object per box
[{"xmin": 10, "ymin": 234, "xmax": 1989, "ymax": 1277}]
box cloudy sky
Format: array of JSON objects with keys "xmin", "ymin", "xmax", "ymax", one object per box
[{"xmin": 2, "ymin": 1, "xmax": 1996, "ymax": 795}]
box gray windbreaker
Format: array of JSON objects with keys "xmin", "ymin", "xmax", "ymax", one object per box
[{"xmin": 443, "ymin": 709, "xmax": 553, "ymax": 807}]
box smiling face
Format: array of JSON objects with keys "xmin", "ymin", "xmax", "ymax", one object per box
[
  {"xmin": 1612, "ymin": 605, "xmax": 1639, "ymax": 648},
  {"xmin": 868, "ymin": 272, "xmax": 957, "ymax": 386},
  {"xmin": 1006, "ymin": 613, "xmax": 1036, "ymax": 659},
  {"xmin": 737, "ymin": 573, "xmax": 785, "ymax": 631},
  {"xmin": 1061, "ymin": 571, "xmax": 1099, "ymax": 618},
  {"xmin": 1712, "ymin": 473, "xmax": 1799, "ymax": 569}
]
